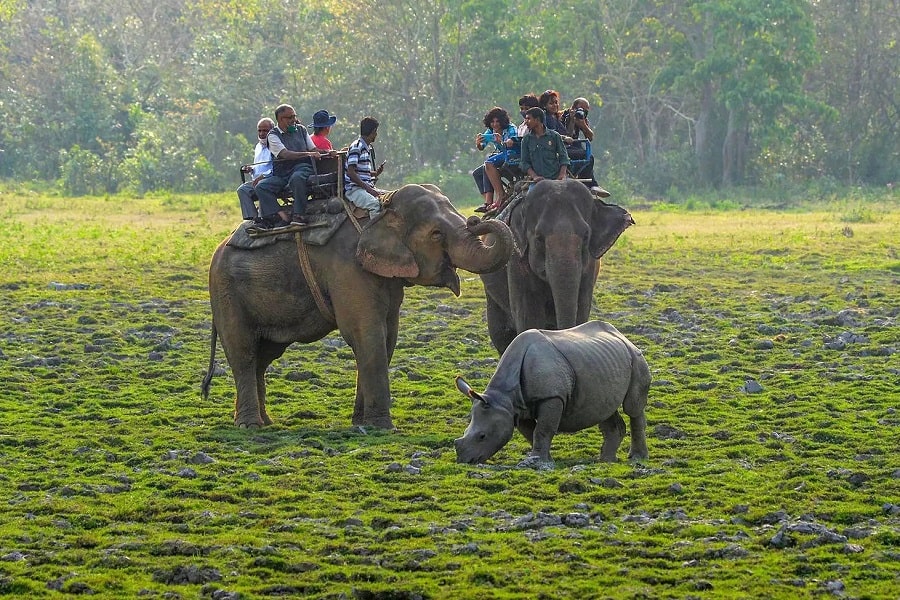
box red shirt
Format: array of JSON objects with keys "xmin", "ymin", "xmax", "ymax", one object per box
[{"xmin": 311, "ymin": 134, "xmax": 333, "ymax": 151}]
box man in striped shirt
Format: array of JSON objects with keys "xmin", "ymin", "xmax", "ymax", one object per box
[{"xmin": 344, "ymin": 116, "xmax": 386, "ymax": 219}]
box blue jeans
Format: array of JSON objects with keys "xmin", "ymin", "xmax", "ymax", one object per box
[
  {"xmin": 472, "ymin": 164, "xmax": 492, "ymax": 194},
  {"xmin": 236, "ymin": 181, "xmax": 259, "ymax": 219},
  {"xmin": 255, "ymin": 164, "xmax": 314, "ymax": 217}
]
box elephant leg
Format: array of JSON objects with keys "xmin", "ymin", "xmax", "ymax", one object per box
[
  {"xmin": 354, "ymin": 350, "xmax": 393, "ymax": 428},
  {"xmin": 342, "ymin": 315, "xmax": 395, "ymax": 430},
  {"xmin": 352, "ymin": 380, "xmax": 365, "ymax": 426},
  {"xmin": 512, "ymin": 292, "xmax": 554, "ymax": 333},
  {"xmin": 231, "ymin": 354, "xmax": 263, "ymax": 428},
  {"xmin": 255, "ymin": 339, "xmax": 289, "ymax": 426},
  {"xmin": 486, "ymin": 295, "xmax": 516, "ymax": 355},
  {"xmin": 598, "ymin": 411, "xmax": 626, "ymax": 462},
  {"xmin": 216, "ymin": 319, "xmax": 266, "ymax": 428}
]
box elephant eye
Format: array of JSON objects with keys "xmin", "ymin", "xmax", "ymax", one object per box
[
  {"xmin": 478, "ymin": 433, "xmax": 486, "ymax": 441},
  {"xmin": 430, "ymin": 229, "xmax": 444, "ymax": 241}
]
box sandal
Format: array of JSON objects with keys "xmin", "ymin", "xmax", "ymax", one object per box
[{"xmin": 474, "ymin": 204, "xmax": 490, "ymax": 213}]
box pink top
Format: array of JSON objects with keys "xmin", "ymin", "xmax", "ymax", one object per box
[{"xmin": 311, "ymin": 134, "xmax": 333, "ymax": 151}]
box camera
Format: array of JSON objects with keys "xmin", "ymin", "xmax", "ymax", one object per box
[{"xmin": 574, "ymin": 108, "xmax": 587, "ymax": 120}]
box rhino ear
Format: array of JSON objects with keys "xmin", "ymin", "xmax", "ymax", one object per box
[{"xmin": 455, "ymin": 376, "xmax": 489, "ymax": 406}]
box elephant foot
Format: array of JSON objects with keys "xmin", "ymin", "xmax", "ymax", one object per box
[
  {"xmin": 363, "ymin": 416, "xmax": 395, "ymax": 430},
  {"xmin": 260, "ymin": 411, "xmax": 274, "ymax": 426},
  {"xmin": 235, "ymin": 414, "xmax": 265, "ymax": 428}
]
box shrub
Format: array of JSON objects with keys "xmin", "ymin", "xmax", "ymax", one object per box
[{"xmin": 58, "ymin": 145, "xmax": 104, "ymax": 196}]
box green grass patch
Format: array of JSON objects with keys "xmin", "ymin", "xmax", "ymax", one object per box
[{"xmin": 0, "ymin": 189, "xmax": 897, "ymax": 598}]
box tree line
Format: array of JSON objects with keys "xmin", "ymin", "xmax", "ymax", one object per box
[{"xmin": 0, "ymin": 0, "xmax": 896, "ymax": 199}]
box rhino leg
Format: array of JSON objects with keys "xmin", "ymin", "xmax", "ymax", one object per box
[
  {"xmin": 626, "ymin": 413, "xmax": 648, "ymax": 461},
  {"xmin": 516, "ymin": 418, "xmax": 536, "ymax": 446},
  {"xmin": 598, "ymin": 411, "xmax": 626, "ymax": 462},
  {"xmin": 623, "ymin": 358, "xmax": 651, "ymax": 461},
  {"xmin": 528, "ymin": 398, "xmax": 564, "ymax": 463}
]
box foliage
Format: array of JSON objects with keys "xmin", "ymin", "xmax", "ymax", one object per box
[
  {"xmin": 0, "ymin": 0, "xmax": 897, "ymax": 195},
  {"xmin": 58, "ymin": 145, "xmax": 105, "ymax": 196},
  {"xmin": 0, "ymin": 189, "xmax": 898, "ymax": 598}
]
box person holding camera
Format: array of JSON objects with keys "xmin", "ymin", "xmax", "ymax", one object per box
[
  {"xmin": 563, "ymin": 97, "xmax": 594, "ymax": 147},
  {"xmin": 344, "ymin": 116, "xmax": 386, "ymax": 219},
  {"xmin": 562, "ymin": 97, "xmax": 607, "ymax": 196},
  {"xmin": 475, "ymin": 106, "xmax": 518, "ymax": 212}
]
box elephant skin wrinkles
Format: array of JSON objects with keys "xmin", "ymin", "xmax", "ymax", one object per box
[{"xmin": 202, "ymin": 183, "xmax": 514, "ymax": 429}]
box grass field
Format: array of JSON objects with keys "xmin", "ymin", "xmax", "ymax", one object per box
[{"xmin": 0, "ymin": 187, "xmax": 898, "ymax": 599}]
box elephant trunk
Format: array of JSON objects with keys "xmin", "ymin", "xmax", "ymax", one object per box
[
  {"xmin": 446, "ymin": 216, "xmax": 514, "ymax": 274},
  {"xmin": 546, "ymin": 233, "xmax": 583, "ymax": 329}
]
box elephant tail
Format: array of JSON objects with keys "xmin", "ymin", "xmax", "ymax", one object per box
[{"xmin": 200, "ymin": 321, "xmax": 218, "ymax": 399}]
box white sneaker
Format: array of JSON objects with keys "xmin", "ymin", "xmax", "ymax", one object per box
[{"xmin": 590, "ymin": 186, "xmax": 611, "ymax": 198}]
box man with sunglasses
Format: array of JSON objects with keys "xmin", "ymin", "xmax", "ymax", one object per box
[{"xmin": 255, "ymin": 104, "xmax": 323, "ymax": 228}]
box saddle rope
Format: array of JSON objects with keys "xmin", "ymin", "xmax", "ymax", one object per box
[
  {"xmin": 294, "ymin": 231, "xmax": 335, "ymax": 323},
  {"xmin": 293, "ymin": 188, "xmax": 399, "ymax": 323}
]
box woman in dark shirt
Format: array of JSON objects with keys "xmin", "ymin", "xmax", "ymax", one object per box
[{"xmin": 539, "ymin": 90, "xmax": 573, "ymax": 142}]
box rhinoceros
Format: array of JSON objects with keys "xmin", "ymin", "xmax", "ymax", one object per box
[{"xmin": 454, "ymin": 320, "xmax": 650, "ymax": 466}]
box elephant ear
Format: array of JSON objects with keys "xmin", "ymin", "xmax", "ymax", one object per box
[
  {"xmin": 589, "ymin": 200, "xmax": 635, "ymax": 259},
  {"xmin": 356, "ymin": 210, "xmax": 419, "ymax": 278},
  {"xmin": 418, "ymin": 183, "xmax": 442, "ymax": 195}
]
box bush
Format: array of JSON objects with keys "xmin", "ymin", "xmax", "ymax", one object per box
[{"xmin": 58, "ymin": 146, "xmax": 105, "ymax": 196}]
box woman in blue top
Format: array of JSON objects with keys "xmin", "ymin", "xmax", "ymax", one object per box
[{"xmin": 476, "ymin": 107, "xmax": 519, "ymax": 211}]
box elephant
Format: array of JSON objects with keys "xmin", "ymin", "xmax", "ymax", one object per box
[
  {"xmin": 479, "ymin": 178, "xmax": 634, "ymax": 354},
  {"xmin": 201, "ymin": 184, "xmax": 514, "ymax": 429}
]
